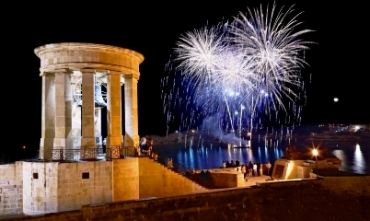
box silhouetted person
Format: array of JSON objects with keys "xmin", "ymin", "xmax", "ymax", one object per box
[
  {"xmin": 226, "ymin": 161, "xmax": 231, "ymax": 167},
  {"xmin": 266, "ymin": 161, "xmax": 272, "ymax": 176},
  {"xmin": 231, "ymin": 160, "xmax": 235, "ymax": 167},
  {"xmin": 146, "ymin": 137, "xmax": 153, "ymax": 156},
  {"xmin": 248, "ymin": 161, "xmax": 253, "ymax": 169},
  {"xmin": 241, "ymin": 164, "xmax": 247, "ymax": 179},
  {"xmin": 253, "ymin": 163, "xmax": 257, "ymax": 176},
  {"xmin": 248, "ymin": 161, "xmax": 253, "ymax": 176}
]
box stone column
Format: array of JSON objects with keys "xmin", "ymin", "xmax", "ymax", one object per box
[
  {"xmin": 124, "ymin": 75, "xmax": 139, "ymax": 157},
  {"xmin": 80, "ymin": 71, "xmax": 96, "ymax": 158},
  {"xmin": 53, "ymin": 71, "xmax": 73, "ymax": 150},
  {"xmin": 107, "ymin": 73, "xmax": 123, "ymax": 158},
  {"xmin": 40, "ymin": 72, "xmax": 55, "ymax": 160}
]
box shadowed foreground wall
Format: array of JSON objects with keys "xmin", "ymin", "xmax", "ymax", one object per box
[{"xmin": 5, "ymin": 176, "xmax": 370, "ymax": 221}]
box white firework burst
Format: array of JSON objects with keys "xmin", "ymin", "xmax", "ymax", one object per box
[
  {"xmin": 164, "ymin": 2, "xmax": 314, "ymax": 138},
  {"xmin": 230, "ymin": 2, "xmax": 314, "ymax": 111}
]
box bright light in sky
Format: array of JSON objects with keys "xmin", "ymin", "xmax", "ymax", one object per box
[{"xmin": 334, "ymin": 97, "xmax": 339, "ymax": 102}]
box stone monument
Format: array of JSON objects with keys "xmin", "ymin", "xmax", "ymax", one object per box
[{"xmin": 34, "ymin": 42, "xmax": 144, "ymax": 159}]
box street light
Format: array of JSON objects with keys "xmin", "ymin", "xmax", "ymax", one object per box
[{"xmin": 312, "ymin": 148, "xmax": 319, "ymax": 174}]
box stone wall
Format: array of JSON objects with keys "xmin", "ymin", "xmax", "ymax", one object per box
[
  {"xmin": 0, "ymin": 162, "xmax": 23, "ymax": 216},
  {"xmin": 209, "ymin": 169, "xmax": 245, "ymax": 188},
  {"xmin": 19, "ymin": 161, "xmax": 113, "ymax": 216},
  {"xmin": 57, "ymin": 161, "xmax": 112, "ymax": 212},
  {"xmin": 22, "ymin": 162, "xmax": 59, "ymax": 215},
  {"xmin": 273, "ymin": 159, "xmax": 340, "ymax": 180},
  {"xmin": 112, "ymin": 158, "xmax": 139, "ymax": 201},
  {"xmin": 318, "ymin": 176, "xmax": 370, "ymax": 195},
  {"xmin": 297, "ymin": 165, "xmax": 311, "ymax": 178},
  {"xmin": 283, "ymin": 160, "xmax": 306, "ymax": 179},
  {"xmin": 138, "ymin": 158, "xmax": 208, "ymax": 198},
  {"xmin": 2, "ymin": 157, "xmax": 207, "ymax": 217},
  {"xmin": 5, "ymin": 176, "xmax": 369, "ymax": 221}
]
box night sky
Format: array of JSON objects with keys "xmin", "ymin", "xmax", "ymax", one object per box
[{"xmin": 2, "ymin": 1, "xmax": 368, "ymax": 159}]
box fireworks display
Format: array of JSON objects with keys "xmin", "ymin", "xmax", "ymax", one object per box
[{"xmin": 161, "ymin": 2, "xmax": 314, "ymax": 140}]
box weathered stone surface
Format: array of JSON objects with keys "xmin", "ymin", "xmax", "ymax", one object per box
[
  {"xmin": 138, "ymin": 158, "xmax": 208, "ymax": 199},
  {"xmin": 35, "ymin": 43, "xmax": 144, "ymax": 156},
  {"xmin": 0, "ymin": 163, "xmax": 23, "ymax": 216},
  {"xmin": 3, "ymin": 176, "xmax": 370, "ymax": 221}
]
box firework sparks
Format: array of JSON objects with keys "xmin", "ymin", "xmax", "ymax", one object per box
[
  {"xmin": 230, "ymin": 2, "xmax": 314, "ymax": 112},
  {"xmin": 162, "ymin": 2, "xmax": 314, "ymax": 141}
]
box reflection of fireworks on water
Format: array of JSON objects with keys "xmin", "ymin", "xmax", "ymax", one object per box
[{"xmin": 161, "ymin": 2, "xmax": 314, "ymax": 140}]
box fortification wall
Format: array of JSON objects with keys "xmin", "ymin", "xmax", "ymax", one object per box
[
  {"xmin": 209, "ymin": 170, "xmax": 245, "ymax": 188},
  {"xmin": 57, "ymin": 161, "xmax": 113, "ymax": 212},
  {"xmin": 138, "ymin": 158, "xmax": 208, "ymax": 198},
  {"xmin": 5, "ymin": 176, "xmax": 369, "ymax": 221},
  {"xmin": 112, "ymin": 158, "xmax": 139, "ymax": 201},
  {"xmin": 21, "ymin": 161, "xmax": 113, "ymax": 216},
  {"xmin": 22, "ymin": 162, "xmax": 59, "ymax": 215},
  {"xmin": 0, "ymin": 162, "xmax": 23, "ymax": 216}
]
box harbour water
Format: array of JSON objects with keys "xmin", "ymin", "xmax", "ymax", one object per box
[{"xmin": 155, "ymin": 135, "xmax": 370, "ymax": 175}]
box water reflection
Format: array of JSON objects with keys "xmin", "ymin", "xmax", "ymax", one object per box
[
  {"xmin": 257, "ymin": 146, "xmax": 261, "ymax": 159},
  {"xmin": 353, "ymin": 144, "xmax": 365, "ymax": 174},
  {"xmin": 264, "ymin": 146, "xmax": 268, "ymax": 161},
  {"xmin": 156, "ymin": 139, "xmax": 369, "ymax": 175},
  {"xmin": 247, "ymin": 148, "xmax": 254, "ymax": 163},
  {"xmin": 331, "ymin": 142, "xmax": 368, "ymax": 174}
]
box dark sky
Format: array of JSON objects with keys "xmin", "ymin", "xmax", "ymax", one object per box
[{"xmin": 2, "ymin": 1, "xmax": 369, "ymax": 157}]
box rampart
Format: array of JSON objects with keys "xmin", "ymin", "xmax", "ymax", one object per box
[
  {"xmin": 1, "ymin": 158, "xmax": 207, "ymax": 217},
  {"xmin": 3, "ymin": 176, "xmax": 370, "ymax": 221}
]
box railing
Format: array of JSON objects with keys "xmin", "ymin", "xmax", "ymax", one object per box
[
  {"xmin": 37, "ymin": 146, "xmax": 134, "ymax": 162},
  {"xmin": 106, "ymin": 146, "xmax": 126, "ymax": 160},
  {"xmin": 39, "ymin": 147, "xmax": 104, "ymax": 161}
]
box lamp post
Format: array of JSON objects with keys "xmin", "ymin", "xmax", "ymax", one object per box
[{"xmin": 312, "ymin": 148, "xmax": 318, "ymax": 174}]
